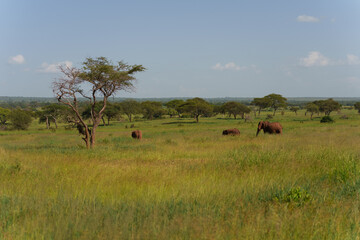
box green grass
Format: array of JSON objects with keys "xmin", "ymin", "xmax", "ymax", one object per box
[{"xmin": 1, "ymin": 110, "xmax": 360, "ymax": 239}]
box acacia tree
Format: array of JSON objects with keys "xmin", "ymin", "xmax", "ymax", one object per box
[
  {"xmin": 37, "ymin": 104, "xmax": 66, "ymax": 129},
  {"xmin": 251, "ymin": 97, "xmax": 270, "ymax": 115},
  {"xmin": 180, "ymin": 97, "xmax": 213, "ymax": 123},
  {"xmin": 120, "ymin": 100, "xmax": 141, "ymax": 122},
  {"xmin": 141, "ymin": 101, "xmax": 165, "ymax": 120},
  {"xmin": 289, "ymin": 106, "xmax": 300, "ymax": 115},
  {"xmin": 264, "ymin": 93, "xmax": 287, "ymax": 116},
  {"xmin": 313, "ymin": 98, "xmax": 341, "ymax": 115},
  {"xmin": 165, "ymin": 99, "xmax": 185, "ymax": 117},
  {"xmin": 222, "ymin": 101, "xmax": 250, "ymax": 119},
  {"xmin": 53, "ymin": 57, "xmax": 145, "ymax": 149},
  {"xmin": 305, "ymin": 103, "xmax": 319, "ymax": 120},
  {"xmin": 354, "ymin": 102, "xmax": 360, "ymax": 113}
]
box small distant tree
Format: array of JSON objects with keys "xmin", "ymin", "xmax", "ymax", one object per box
[
  {"xmin": 37, "ymin": 104, "xmax": 67, "ymax": 129},
  {"xmin": 119, "ymin": 100, "xmax": 142, "ymax": 122},
  {"xmin": 0, "ymin": 107, "xmax": 11, "ymax": 125},
  {"xmin": 251, "ymin": 97, "xmax": 271, "ymax": 115},
  {"xmin": 53, "ymin": 57, "xmax": 145, "ymax": 149},
  {"xmin": 290, "ymin": 106, "xmax": 300, "ymax": 115},
  {"xmin": 313, "ymin": 98, "xmax": 341, "ymax": 116},
  {"xmin": 213, "ymin": 104, "xmax": 225, "ymax": 116},
  {"xmin": 141, "ymin": 101, "xmax": 165, "ymax": 120},
  {"xmin": 9, "ymin": 109, "xmax": 32, "ymax": 130},
  {"xmin": 222, "ymin": 101, "xmax": 251, "ymax": 119},
  {"xmin": 82, "ymin": 102, "xmax": 121, "ymax": 126},
  {"xmin": 165, "ymin": 99, "xmax": 185, "ymax": 117},
  {"xmin": 354, "ymin": 102, "xmax": 360, "ymax": 113},
  {"xmin": 305, "ymin": 103, "xmax": 319, "ymax": 120},
  {"xmin": 180, "ymin": 98, "xmax": 213, "ymax": 122},
  {"xmin": 264, "ymin": 93, "xmax": 287, "ymax": 116}
]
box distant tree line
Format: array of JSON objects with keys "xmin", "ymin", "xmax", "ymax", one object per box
[{"xmin": 2, "ymin": 95, "xmax": 356, "ymax": 132}]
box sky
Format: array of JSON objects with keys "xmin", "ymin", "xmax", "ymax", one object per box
[{"xmin": 1, "ymin": 0, "xmax": 360, "ymax": 98}]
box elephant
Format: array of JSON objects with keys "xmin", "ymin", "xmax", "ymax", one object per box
[
  {"xmin": 256, "ymin": 121, "xmax": 282, "ymax": 136},
  {"xmin": 131, "ymin": 130, "xmax": 142, "ymax": 140},
  {"xmin": 222, "ymin": 128, "xmax": 240, "ymax": 136}
]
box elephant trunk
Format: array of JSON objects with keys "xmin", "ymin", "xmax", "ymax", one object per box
[{"xmin": 256, "ymin": 128, "xmax": 260, "ymax": 136}]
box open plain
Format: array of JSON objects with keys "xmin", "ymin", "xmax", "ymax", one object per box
[{"xmin": 1, "ymin": 109, "xmax": 360, "ymax": 239}]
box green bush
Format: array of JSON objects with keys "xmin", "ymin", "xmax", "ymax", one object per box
[
  {"xmin": 9, "ymin": 109, "xmax": 32, "ymax": 130},
  {"xmin": 320, "ymin": 116, "xmax": 334, "ymax": 123},
  {"xmin": 272, "ymin": 187, "xmax": 312, "ymax": 206}
]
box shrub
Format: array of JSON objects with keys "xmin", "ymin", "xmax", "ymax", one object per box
[
  {"xmin": 9, "ymin": 109, "xmax": 32, "ymax": 130},
  {"xmin": 272, "ymin": 187, "xmax": 312, "ymax": 206},
  {"xmin": 266, "ymin": 114, "xmax": 273, "ymax": 119},
  {"xmin": 320, "ymin": 116, "xmax": 334, "ymax": 123}
]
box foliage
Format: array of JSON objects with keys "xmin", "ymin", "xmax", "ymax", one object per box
[
  {"xmin": 9, "ymin": 109, "xmax": 32, "ymax": 130},
  {"xmin": 313, "ymin": 98, "xmax": 341, "ymax": 115},
  {"xmin": 0, "ymin": 107, "xmax": 11, "ymax": 125},
  {"xmin": 305, "ymin": 103, "xmax": 319, "ymax": 120},
  {"xmin": 251, "ymin": 97, "xmax": 271, "ymax": 115},
  {"xmin": 265, "ymin": 114, "xmax": 273, "ymax": 119},
  {"xmin": 222, "ymin": 101, "xmax": 251, "ymax": 119},
  {"xmin": 82, "ymin": 102, "xmax": 121, "ymax": 125},
  {"xmin": 289, "ymin": 106, "xmax": 300, "ymax": 115},
  {"xmin": 354, "ymin": 102, "xmax": 360, "ymax": 113},
  {"xmin": 165, "ymin": 99, "xmax": 185, "ymax": 117},
  {"xmin": 320, "ymin": 116, "xmax": 334, "ymax": 123},
  {"xmin": 264, "ymin": 93, "xmax": 287, "ymax": 116},
  {"xmin": 141, "ymin": 101, "xmax": 165, "ymax": 120},
  {"xmin": 179, "ymin": 98, "xmax": 213, "ymax": 122},
  {"xmin": 37, "ymin": 104, "xmax": 67, "ymax": 129},
  {"xmin": 120, "ymin": 100, "xmax": 142, "ymax": 122},
  {"xmin": 272, "ymin": 187, "xmax": 312, "ymax": 206}
]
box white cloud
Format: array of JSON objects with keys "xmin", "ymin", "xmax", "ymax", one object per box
[
  {"xmin": 299, "ymin": 51, "xmax": 330, "ymax": 67},
  {"xmin": 38, "ymin": 61, "xmax": 73, "ymax": 73},
  {"xmin": 297, "ymin": 15, "xmax": 319, "ymax": 23},
  {"xmin": 347, "ymin": 54, "xmax": 360, "ymax": 65},
  {"xmin": 8, "ymin": 54, "xmax": 25, "ymax": 64},
  {"xmin": 212, "ymin": 62, "xmax": 250, "ymax": 71}
]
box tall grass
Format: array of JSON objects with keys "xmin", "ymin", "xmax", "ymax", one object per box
[{"xmin": 0, "ymin": 110, "xmax": 360, "ymax": 239}]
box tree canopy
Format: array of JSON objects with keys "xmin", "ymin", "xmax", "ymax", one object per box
[
  {"xmin": 264, "ymin": 93, "xmax": 287, "ymax": 116},
  {"xmin": 354, "ymin": 102, "xmax": 360, "ymax": 113},
  {"xmin": 180, "ymin": 98, "xmax": 213, "ymax": 122},
  {"xmin": 120, "ymin": 100, "xmax": 142, "ymax": 122},
  {"xmin": 313, "ymin": 99, "xmax": 341, "ymax": 115},
  {"xmin": 222, "ymin": 101, "xmax": 251, "ymax": 119}
]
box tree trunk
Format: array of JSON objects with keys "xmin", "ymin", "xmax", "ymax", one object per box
[
  {"xmin": 273, "ymin": 109, "xmax": 276, "ymax": 116},
  {"xmin": 195, "ymin": 115, "xmax": 199, "ymax": 123},
  {"xmin": 128, "ymin": 114, "xmax": 132, "ymax": 122},
  {"xmin": 53, "ymin": 117, "xmax": 58, "ymax": 128},
  {"xmin": 107, "ymin": 117, "xmax": 110, "ymax": 126},
  {"xmin": 46, "ymin": 117, "xmax": 49, "ymax": 129},
  {"xmin": 234, "ymin": 114, "xmax": 237, "ymax": 119},
  {"xmin": 102, "ymin": 116, "xmax": 106, "ymax": 126}
]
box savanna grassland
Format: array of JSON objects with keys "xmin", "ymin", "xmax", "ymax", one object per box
[{"xmin": 1, "ymin": 110, "xmax": 360, "ymax": 239}]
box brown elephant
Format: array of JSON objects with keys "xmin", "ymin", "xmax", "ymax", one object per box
[
  {"xmin": 222, "ymin": 128, "xmax": 240, "ymax": 136},
  {"xmin": 256, "ymin": 121, "xmax": 282, "ymax": 136},
  {"xmin": 131, "ymin": 130, "xmax": 142, "ymax": 139}
]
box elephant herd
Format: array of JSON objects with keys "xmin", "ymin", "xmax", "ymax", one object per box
[{"xmin": 131, "ymin": 120, "xmax": 283, "ymax": 140}]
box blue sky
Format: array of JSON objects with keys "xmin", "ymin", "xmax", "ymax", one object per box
[{"xmin": 1, "ymin": 0, "xmax": 360, "ymax": 97}]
